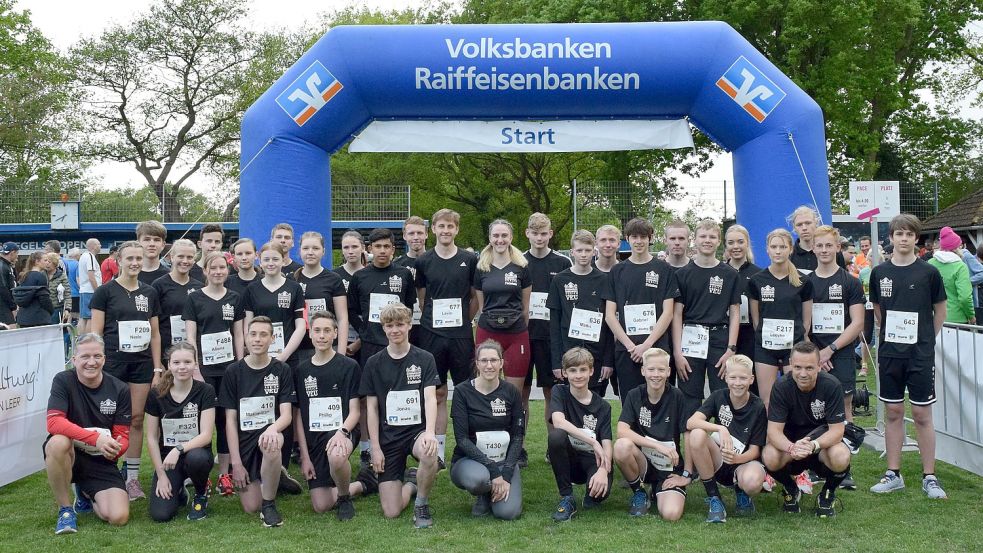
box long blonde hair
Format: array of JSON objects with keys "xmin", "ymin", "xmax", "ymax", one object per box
[
  {"xmin": 477, "ymin": 219, "xmax": 528, "ymax": 273},
  {"xmin": 766, "ymin": 229, "xmax": 801, "ymax": 287},
  {"xmin": 725, "ymin": 224, "xmax": 754, "ymax": 264}
]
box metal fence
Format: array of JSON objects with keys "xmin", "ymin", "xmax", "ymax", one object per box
[{"xmin": 932, "ymin": 322, "xmax": 983, "ymax": 476}]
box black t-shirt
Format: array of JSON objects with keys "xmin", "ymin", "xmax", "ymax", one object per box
[
  {"xmin": 473, "ymin": 262, "xmax": 532, "ymax": 333},
  {"xmin": 333, "ymin": 266, "xmax": 361, "ymax": 344},
  {"xmin": 548, "ymin": 384, "xmax": 613, "ymax": 449},
  {"xmin": 48, "ymin": 371, "xmax": 132, "ymax": 454},
  {"xmin": 546, "ymin": 268, "xmax": 614, "ymax": 370},
  {"xmin": 733, "ymin": 261, "xmax": 762, "ymax": 327},
  {"xmin": 358, "ymin": 346, "xmax": 439, "ymax": 446},
  {"xmin": 183, "ymin": 289, "xmax": 244, "ymax": 376},
  {"xmin": 293, "ymin": 353, "xmax": 361, "ymax": 452},
  {"xmin": 674, "ymin": 261, "xmax": 742, "ymax": 325},
  {"xmin": 524, "ymin": 250, "xmax": 572, "ymax": 340},
  {"xmin": 219, "ymin": 358, "xmax": 296, "ymax": 450},
  {"xmin": 243, "ymin": 278, "xmax": 305, "ymax": 362},
  {"xmin": 618, "ymin": 384, "xmax": 687, "ymax": 473},
  {"xmin": 145, "ymin": 380, "xmax": 216, "ymax": 455},
  {"xmin": 696, "ymin": 389, "xmax": 767, "ymax": 453},
  {"xmin": 226, "ymin": 272, "xmax": 258, "ymax": 300},
  {"xmin": 747, "ymin": 269, "xmax": 813, "ymax": 349},
  {"xmin": 347, "ymin": 264, "xmax": 416, "ymax": 347},
  {"xmin": 188, "ymin": 264, "xmax": 205, "ymax": 284},
  {"xmin": 281, "ymin": 259, "xmax": 303, "ymax": 279},
  {"xmin": 790, "ymin": 241, "xmax": 847, "ymax": 273},
  {"xmin": 601, "ymin": 257, "xmax": 680, "ymax": 350},
  {"xmin": 393, "ymin": 254, "xmax": 420, "ymax": 280},
  {"xmin": 450, "ymin": 379, "xmax": 525, "ymax": 481},
  {"xmin": 152, "ymin": 274, "xmax": 203, "ymax": 348},
  {"xmin": 90, "ymin": 280, "xmax": 160, "ymax": 361},
  {"xmin": 768, "ymin": 371, "xmax": 845, "ymax": 440},
  {"xmin": 138, "ymin": 265, "xmax": 170, "ymax": 286},
  {"xmin": 296, "ymin": 268, "xmax": 347, "ymax": 351},
  {"xmin": 869, "ymin": 259, "xmax": 946, "ymax": 359},
  {"xmin": 807, "ymin": 268, "xmax": 865, "ymax": 356},
  {"xmin": 415, "ymin": 248, "xmax": 477, "ymax": 339}
]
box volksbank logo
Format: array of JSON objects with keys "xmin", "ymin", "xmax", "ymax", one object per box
[
  {"xmin": 276, "ymin": 61, "xmax": 343, "ymax": 127},
  {"xmin": 716, "ymin": 56, "xmax": 786, "ymax": 123}
]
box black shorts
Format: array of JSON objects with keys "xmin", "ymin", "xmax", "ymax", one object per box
[
  {"xmin": 779, "ymin": 452, "xmax": 827, "ymax": 478},
  {"xmin": 827, "ymin": 355, "xmax": 856, "ymax": 395},
  {"xmin": 713, "ymin": 460, "xmax": 764, "ymax": 487},
  {"xmin": 638, "ymin": 458, "xmax": 687, "ymax": 496},
  {"xmin": 409, "ymin": 324, "xmax": 422, "ymax": 347},
  {"xmin": 239, "ymin": 441, "xmax": 267, "ymax": 483},
  {"xmin": 103, "ymin": 357, "xmax": 154, "ymax": 384},
  {"xmin": 877, "ymin": 355, "xmax": 937, "ymax": 406},
  {"xmin": 614, "ymin": 349, "xmax": 644, "ymax": 403},
  {"xmin": 754, "ymin": 344, "xmax": 790, "ymax": 367},
  {"xmin": 862, "ymin": 309, "xmax": 875, "ymax": 346},
  {"xmin": 43, "ymin": 437, "xmax": 125, "ymax": 499},
  {"xmin": 417, "ymin": 328, "xmax": 474, "ymax": 386},
  {"xmin": 379, "ymin": 431, "xmax": 424, "ymax": 483},
  {"xmin": 307, "ymin": 429, "xmax": 360, "ymax": 490},
  {"xmin": 359, "ymin": 342, "xmax": 386, "ymax": 367},
  {"xmin": 525, "ymin": 338, "xmax": 556, "ymax": 388}
]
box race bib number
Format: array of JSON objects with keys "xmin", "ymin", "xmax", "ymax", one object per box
[
  {"xmin": 118, "ymin": 320, "xmax": 151, "ymax": 352},
  {"xmin": 267, "ymin": 322, "xmax": 285, "ymax": 355},
  {"xmin": 680, "ymin": 324, "xmax": 709, "ymax": 360},
  {"xmin": 169, "ymin": 315, "xmax": 187, "ymax": 344},
  {"xmin": 710, "ymin": 431, "xmax": 747, "ymax": 454},
  {"xmin": 386, "ymin": 389, "xmax": 421, "ymax": 426},
  {"xmin": 529, "ymin": 292, "xmax": 549, "ymax": 321},
  {"xmin": 432, "ymin": 298, "xmax": 463, "ymax": 328},
  {"xmin": 308, "ymin": 397, "xmax": 343, "ymax": 432},
  {"xmin": 239, "ymin": 396, "xmax": 275, "ymax": 431},
  {"xmin": 865, "ymin": 300, "xmax": 873, "ymax": 311},
  {"xmin": 761, "ymin": 318, "xmax": 794, "ymax": 350},
  {"xmin": 369, "ymin": 293, "xmax": 401, "ymax": 323},
  {"xmin": 568, "ymin": 308, "xmax": 602, "ymax": 342},
  {"xmin": 812, "ymin": 303, "xmax": 845, "ymax": 334},
  {"xmin": 161, "ymin": 416, "xmax": 198, "ymax": 447},
  {"xmin": 305, "ymin": 298, "xmax": 327, "ymax": 315},
  {"xmin": 201, "ymin": 330, "xmax": 234, "ymax": 365},
  {"xmin": 475, "ymin": 430, "xmax": 510, "ymax": 462},
  {"xmin": 624, "ymin": 303, "xmax": 656, "ymax": 336},
  {"xmin": 739, "ymin": 295, "xmax": 749, "ymax": 324},
  {"xmin": 885, "ymin": 310, "xmax": 918, "ymax": 344},
  {"xmin": 73, "ymin": 427, "xmax": 111, "ymax": 456},
  {"xmin": 568, "ymin": 427, "xmax": 596, "ymax": 452},
  {"xmin": 412, "ymin": 302, "xmax": 422, "ymax": 326},
  {"xmin": 641, "ymin": 440, "xmax": 677, "ymax": 471}
]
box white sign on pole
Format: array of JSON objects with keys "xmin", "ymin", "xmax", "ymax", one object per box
[{"xmin": 849, "ymin": 180, "xmax": 900, "ymax": 220}]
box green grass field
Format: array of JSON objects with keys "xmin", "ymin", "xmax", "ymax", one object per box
[{"xmin": 3, "ymin": 382, "xmax": 982, "ymax": 553}]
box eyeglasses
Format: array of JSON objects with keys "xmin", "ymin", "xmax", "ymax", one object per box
[{"xmin": 476, "ymin": 358, "xmax": 502, "ymax": 365}]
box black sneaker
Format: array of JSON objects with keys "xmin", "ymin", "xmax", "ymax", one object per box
[
  {"xmin": 404, "ymin": 467, "xmax": 418, "ymax": 486},
  {"xmin": 582, "ymin": 494, "xmax": 600, "ymax": 510},
  {"xmin": 781, "ymin": 487, "xmax": 801, "ymax": 514},
  {"xmin": 277, "ymin": 468, "xmax": 302, "ymax": 496},
  {"xmin": 437, "ymin": 458, "xmax": 447, "ymax": 471},
  {"xmin": 471, "ymin": 494, "xmax": 491, "ymax": 517},
  {"xmin": 413, "ymin": 503, "xmax": 434, "ymax": 529},
  {"xmin": 336, "ymin": 495, "xmax": 355, "ymax": 521},
  {"xmin": 839, "ymin": 472, "xmax": 857, "ymax": 490},
  {"xmin": 552, "ymin": 495, "xmax": 577, "ymax": 522},
  {"xmin": 815, "ymin": 489, "xmax": 836, "ymax": 518},
  {"xmin": 360, "ymin": 450, "xmax": 372, "ymax": 470},
  {"xmin": 807, "ymin": 469, "xmax": 823, "ymax": 485},
  {"xmin": 187, "ymin": 493, "xmax": 208, "ymax": 521},
  {"xmin": 356, "ymin": 465, "xmax": 378, "ymax": 495},
  {"xmin": 518, "ymin": 448, "xmax": 529, "ymax": 468},
  {"xmin": 260, "ymin": 502, "xmax": 284, "ymax": 527}
]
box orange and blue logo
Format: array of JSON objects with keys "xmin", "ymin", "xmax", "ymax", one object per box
[
  {"xmin": 276, "ymin": 61, "xmax": 343, "ymax": 127},
  {"xmin": 716, "ymin": 56, "xmax": 785, "ymax": 123}
]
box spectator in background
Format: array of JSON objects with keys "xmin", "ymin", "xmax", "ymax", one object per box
[
  {"xmin": 45, "ymin": 252, "xmax": 71, "ymax": 326},
  {"xmin": 854, "ymin": 236, "xmax": 873, "ymax": 271},
  {"xmin": 965, "ymin": 243, "xmax": 983, "ymax": 324},
  {"xmin": 928, "ymin": 227, "xmax": 975, "ymax": 324},
  {"xmin": 920, "ymin": 237, "xmax": 936, "ymax": 261},
  {"xmin": 101, "ymin": 245, "xmax": 120, "ymax": 283},
  {"xmin": 45, "ymin": 240, "xmax": 68, "ymax": 273},
  {"xmin": 976, "ymin": 245, "xmax": 983, "ymax": 323},
  {"xmin": 77, "ymin": 239, "xmax": 102, "ymax": 334},
  {"xmin": 0, "ymin": 242, "xmax": 19, "ymax": 327},
  {"xmin": 14, "ymin": 251, "xmax": 53, "ymax": 328},
  {"xmin": 66, "ymin": 249, "xmax": 81, "ymax": 325}
]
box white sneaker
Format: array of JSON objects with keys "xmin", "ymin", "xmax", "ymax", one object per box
[
  {"xmin": 869, "ymin": 471, "xmax": 905, "ymax": 493},
  {"xmin": 922, "ymin": 475, "xmax": 947, "ymax": 499}
]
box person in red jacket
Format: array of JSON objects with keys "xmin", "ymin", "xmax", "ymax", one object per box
[
  {"xmin": 100, "ymin": 245, "xmax": 120, "ymax": 283},
  {"xmin": 44, "ymin": 333, "xmax": 131, "ymax": 534}
]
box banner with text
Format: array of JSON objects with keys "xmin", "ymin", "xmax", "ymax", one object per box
[
  {"xmin": 0, "ymin": 325, "xmax": 64, "ymax": 487},
  {"xmin": 349, "ymin": 119, "xmax": 694, "ymax": 153}
]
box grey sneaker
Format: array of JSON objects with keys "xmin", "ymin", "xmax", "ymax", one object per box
[
  {"xmin": 922, "ymin": 475, "xmax": 948, "ymax": 499},
  {"xmin": 869, "ymin": 471, "xmax": 905, "ymax": 494}
]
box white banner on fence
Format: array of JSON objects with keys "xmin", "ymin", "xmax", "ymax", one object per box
[
  {"xmin": 934, "ymin": 326, "xmax": 983, "ymax": 476},
  {"xmin": 348, "ymin": 119, "xmax": 695, "ymax": 153},
  {"xmin": 0, "ymin": 325, "xmax": 65, "ymax": 487}
]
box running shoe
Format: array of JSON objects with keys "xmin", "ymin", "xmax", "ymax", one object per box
[
  {"xmin": 471, "ymin": 494, "xmax": 491, "ymax": 517},
  {"xmin": 404, "ymin": 466, "xmax": 418, "ymax": 486},
  {"xmin": 360, "ymin": 450, "xmax": 372, "ymax": 470},
  {"xmin": 260, "ymin": 502, "xmax": 284, "ymax": 527},
  {"xmin": 628, "ymin": 489, "xmax": 650, "ymax": 517},
  {"xmin": 869, "ymin": 471, "xmax": 905, "ymax": 494},
  {"xmin": 278, "ymin": 467, "xmax": 302, "ymax": 495},
  {"xmin": 781, "ymin": 487, "xmax": 801, "ymax": 513},
  {"xmin": 705, "ymin": 496, "xmax": 727, "ymax": 523},
  {"xmin": 922, "ymin": 475, "xmax": 948, "ymax": 499},
  {"xmin": 839, "ymin": 472, "xmax": 857, "ymax": 490},
  {"xmin": 518, "ymin": 448, "xmax": 529, "ymax": 468},
  {"xmin": 815, "ymin": 488, "xmax": 836, "ymax": 518},
  {"xmin": 217, "ymin": 473, "xmax": 235, "ymax": 496},
  {"xmin": 437, "ymin": 458, "xmax": 447, "ymax": 471},
  {"xmin": 795, "ymin": 472, "xmax": 814, "ymax": 495},
  {"xmin": 336, "ymin": 495, "xmax": 356, "ymax": 521},
  {"xmin": 582, "ymin": 494, "xmax": 600, "ymax": 510},
  {"xmin": 55, "ymin": 506, "xmax": 77, "ymax": 535},
  {"xmin": 762, "ymin": 474, "xmax": 775, "ymax": 493},
  {"xmin": 544, "ymin": 451, "xmax": 551, "ymax": 465},
  {"xmin": 734, "ymin": 488, "xmax": 755, "ymax": 516},
  {"xmin": 413, "ymin": 503, "xmax": 434, "ymax": 529},
  {"xmin": 807, "ymin": 469, "xmax": 823, "ymax": 485},
  {"xmin": 356, "ymin": 465, "xmax": 378, "ymax": 495},
  {"xmin": 125, "ymin": 479, "xmax": 146, "ymax": 501},
  {"xmin": 73, "ymin": 484, "xmax": 93, "ymax": 514},
  {"xmin": 552, "ymin": 495, "xmax": 577, "ymax": 522},
  {"xmin": 187, "ymin": 493, "xmax": 208, "ymax": 521}
]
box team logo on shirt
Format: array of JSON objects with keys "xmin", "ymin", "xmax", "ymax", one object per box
[
  {"xmin": 222, "ymin": 303, "xmax": 235, "ymax": 321},
  {"xmin": 645, "ymin": 271, "xmax": 660, "ymax": 288},
  {"xmin": 304, "ymin": 375, "xmax": 318, "ymax": 397},
  {"xmin": 828, "ymin": 284, "xmax": 842, "ymax": 301},
  {"xmin": 639, "ymin": 406, "xmax": 652, "ymax": 427},
  {"xmin": 299, "ymin": 282, "xmax": 307, "ymax": 294},
  {"xmin": 760, "ymin": 285, "xmax": 775, "ymax": 302},
  {"xmin": 99, "ymin": 398, "xmax": 117, "ymax": 415},
  {"xmin": 388, "ymin": 275, "xmax": 403, "ymax": 293},
  {"xmin": 718, "ymin": 404, "xmax": 733, "ymax": 427},
  {"xmin": 406, "ymin": 364, "xmax": 422, "ymax": 384},
  {"xmin": 491, "ymin": 398, "xmax": 507, "ymax": 416},
  {"xmin": 810, "ymin": 399, "xmax": 826, "ymax": 419},
  {"xmin": 264, "ymin": 373, "xmax": 279, "ymax": 394},
  {"xmin": 342, "ymin": 279, "xmax": 350, "ymax": 292},
  {"xmin": 407, "ymin": 266, "xmax": 417, "ymax": 280},
  {"xmin": 277, "ymin": 291, "xmax": 291, "ymax": 308},
  {"xmin": 564, "ymin": 281, "xmax": 578, "ymax": 301},
  {"xmin": 182, "ymin": 402, "xmax": 199, "ymax": 419},
  {"xmin": 708, "ymin": 276, "xmax": 724, "ymax": 295},
  {"xmin": 134, "ymin": 294, "xmax": 149, "ymax": 312},
  {"xmin": 583, "ymin": 414, "xmax": 598, "ymax": 432},
  {"xmin": 188, "ymin": 288, "xmax": 197, "ymax": 295},
  {"xmin": 504, "ymin": 272, "xmax": 518, "ymax": 287},
  {"xmin": 880, "ymin": 277, "xmax": 893, "ymax": 298}
]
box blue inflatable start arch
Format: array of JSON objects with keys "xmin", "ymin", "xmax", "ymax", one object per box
[{"xmin": 241, "ymin": 22, "xmax": 830, "ymax": 261}]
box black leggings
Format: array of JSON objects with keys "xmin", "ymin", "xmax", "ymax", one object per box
[
  {"xmin": 204, "ymin": 374, "xmax": 229, "ymax": 455},
  {"xmin": 547, "ymin": 428, "xmax": 612, "ymax": 499},
  {"xmin": 148, "ymin": 448, "xmax": 214, "ymax": 522}
]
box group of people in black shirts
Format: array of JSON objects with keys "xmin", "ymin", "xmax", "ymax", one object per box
[{"xmin": 43, "ymin": 206, "xmax": 949, "ymax": 534}]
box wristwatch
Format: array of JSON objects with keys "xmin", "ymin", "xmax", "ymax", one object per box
[
  {"xmin": 176, "ymin": 444, "xmax": 185, "ymax": 454},
  {"xmin": 727, "ymin": 344, "xmax": 737, "ymax": 353},
  {"xmin": 829, "ymin": 343, "xmax": 839, "ymax": 353},
  {"xmin": 812, "ymin": 440, "xmax": 821, "ymax": 454},
  {"xmin": 678, "ymin": 469, "xmax": 693, "ymax": 480}
]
